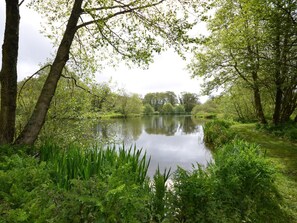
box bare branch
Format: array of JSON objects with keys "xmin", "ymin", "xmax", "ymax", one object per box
[
  {"xmin": 98, "ymin": 26, "xmax": 130, "ymax": 57},
  {"xmin": 60, "ymin": 73, "xmax": 101, "ymax": 98},
  {"xmin": 77, "ymin": 0, "xmax": 165, "ymax": 29},
  {"xmin": 19, "ymin": 0, "xmax": 25, "ymax": 7},
  {"xmin": 18, "ymin": 64, "xmax": 52, "ymax": 99},
  {"xmin": 83, "ymin": 0, "xmax": 138, "ymax": 13},
  {"xmin": 104, "ymin": 21, "xmax": 129, "ymax": 45}
]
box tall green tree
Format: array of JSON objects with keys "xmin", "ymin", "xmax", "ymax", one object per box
[
  {"xmin": 0, "ymin": 0, "xmax": 195, "ymax": 145},
  {"xmin": 190, "ymin": 0, "xmax": 268, "ymax": 123},
  {"xmin": 179, "ymin": 92, "xmax": 199, "ymax": 113},
  {"xmin": 143, "ymin": 91, "xmax": 178, "ymax": 112},
  {"xmin": 190, "ymin": 0, "xmax": 297, "ymax": 125},
  {"xmin": 116, "ymin": 92, "xmax": 143, "ymax": 117},
  {"xmin": 267, "ymin": 0, "xmax": 297, "ymax": 124},
  {"xmin": 161, "ymin": 103, "xmax": 174, "ymax": 114}
]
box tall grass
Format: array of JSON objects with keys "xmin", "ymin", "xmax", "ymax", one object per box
[
  {"xmin": 39, "ymin": 142, "xmax": 150, "ymax": 189},
  {"xmin": 151, "ymin": 166, "xmax": 171, "ymax": 222}
]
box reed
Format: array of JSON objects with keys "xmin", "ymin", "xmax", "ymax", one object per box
[
  {"xmin": 40, "ymin": 143, "xmax": 150, "ymax": 189},
  {"xmin": 152, "ymin": 166, "xmax": 171, "ymax": 222}
]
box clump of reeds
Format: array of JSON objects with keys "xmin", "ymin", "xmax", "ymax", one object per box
[{"xmin": 39, "ymin": 142, "xmax": 150, "ymax": 189}]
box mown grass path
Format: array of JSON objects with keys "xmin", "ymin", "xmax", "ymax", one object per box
[{"xmin": 232, "ymin": 123, "xmax": 297, "ymax": 221}]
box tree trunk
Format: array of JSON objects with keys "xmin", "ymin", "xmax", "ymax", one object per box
[
  {"xmin": 251, "ymin": 70, "xmax": 267, "ymax": 124},
  {"xmin": 0, "ymin": 0, "xmax": 20, "ymax": 144},
  {"xmin": 253, "ymin": 86, "xmax": 267, "ymax": 124},
  {"xmin": 15, "ymin": 0, "xmax": 83, "ymax": 145},
  {"xmin": 272, "ymin": 24, "xmax": 283, "ymax": 126},
  {"xmin": 273, "ymin": 85, "xmax": 282, "ymax": 125}
]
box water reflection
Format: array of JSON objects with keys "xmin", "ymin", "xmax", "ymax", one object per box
[{"xmin": 95, "ymin": 116, "xmax": 212, "ymax": 177}]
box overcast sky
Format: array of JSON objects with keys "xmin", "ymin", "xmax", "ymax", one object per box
[{"xmin": 0, "ymin": 2, "xmax": 207, "ymax": 101}]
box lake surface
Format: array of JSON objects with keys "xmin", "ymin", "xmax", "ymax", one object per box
[{"xmin": 94, "ymin": 116, "xmax": 212, "ymax": 177}]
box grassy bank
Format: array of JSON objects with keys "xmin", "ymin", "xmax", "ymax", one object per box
[
  {"xmin": 232, "ymin": 123, "xmax": 297, "ymax": 220},
  {"xmin": 1, "ymin": 136, "xmax": 288, "ymax": 222},
  {"xmin": 1, "ymin": 121, "xmax": 296, "ymax": 222}
]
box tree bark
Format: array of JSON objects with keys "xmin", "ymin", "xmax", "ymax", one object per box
[
  {"xmin": 15, "ymin": 0, "xmax": 83, "ymax": 145},
  {"xmin": 251, "ymin": 70, "xmax": 267, "ymax": 124},
  {"xmin": 0, "ymin": 0, "xmax": 20, "ymax": 144},
  {"xmin": 273, "ymin": 84, "xmax": 282, "ymax": 125},
  {"xmin": 253, "ymin": 85, "xmax": 267, "ymax": 124},
  {"xmin": 272, "ymin": 22, "xmax": 284, "ymax": 126}
]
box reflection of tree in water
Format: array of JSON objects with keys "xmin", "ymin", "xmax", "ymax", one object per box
[
  {"xmin": 144, "ymin": 116, "xmax": 201, "ymax": 136},
  {"xmin": 95, "ymin": 118, "xmax": 142, "ymax": 144},
  {"xmin": 117, "ymin": 118, "xmax": 142, "ymax": 144},
  {"xmin": 179, "ymin": 116, "xmax": 200, "ymax": 134},
  {"xmin": 144, "ymin": 116, "xmax": 177, "ymax": 136},
  {"xmin": 94, "ymin": 116, "xmax": 203, "ymax": 143},
  {"xmin": 93, "ymin": 120, "xmax": 117, "ymax": 144}
]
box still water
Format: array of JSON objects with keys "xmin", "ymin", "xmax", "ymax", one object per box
[{"xmin": 94, "ymin": 116, "xmax": 212, "ymax": 177}]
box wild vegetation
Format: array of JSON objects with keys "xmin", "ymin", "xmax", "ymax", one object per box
[
  {"xmin": 190, "ymin": 0, "xmax": 297, "ymax": 125},
  {"xmin": 1, "ymin": 0, "xmax": 297, "ymax": 222},
  {"xmin": 1, "ymin": 137, "xmax": 291, "ymax": 222}
]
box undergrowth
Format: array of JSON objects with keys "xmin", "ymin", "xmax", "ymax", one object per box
[{"xmin": 0, "ymin": 138, "xmax": 290, "ymax": 222}]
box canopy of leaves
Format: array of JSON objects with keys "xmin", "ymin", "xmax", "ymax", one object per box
[{"xmin": 30, "ymin": 0, "xmax": 197, "ymax": 78}]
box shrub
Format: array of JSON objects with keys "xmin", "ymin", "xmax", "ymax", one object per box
[
  {"xmin": 169, "ymin": 166, "xmax": 218, "ymax": 222},
  {"xmin": 0, "ymin": 142, "xmax": 288, "ymax": 222},
  {"xmin": 203, "ymin": 119, "xmax": 235, "ymax": 147},
  {"xmin": 174, "ymin": 104, "xmax": 185, "ymax": 114},
  {"xmin": 0, "ymin": 153, "xmax": 52, "ymax": 223},
  {"xmin": 211, "ymin": 140, "xmax": 286, "ymax": 222},
  {"xmin": 284, "ymin": 127, "xmax": 297, "ymax": 141},
  {"xmin": 143, "ymin": 104, "xmax": 155, "ymax": 115},
  {"xmin": 160, "ymin": 103, "xmax": 174, "ymax": 114},
  {"xmin": 168, "ymin": 140, "xmax": 288, "ymax": 223}
]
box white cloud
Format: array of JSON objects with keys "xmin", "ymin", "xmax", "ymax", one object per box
[{"xmin": 96, "ymin": 49, "xmax": 204, "ymax": 97}]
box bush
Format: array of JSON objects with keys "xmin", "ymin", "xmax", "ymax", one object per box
[
  {"xmin": 169, "ymin": 166, "xmax": 218, "ymax": 222},
  {"xmin": 0, "ymin": 153, "xmax": 52, "ymax": 223},
  {"xmin": 143, "ymin": 104, "xmax": 155, "ymax": 115},
  {"xmin": 211, "ymin": 140, "xmax": 286, "ymax": 222},
  {"xmin": 203, "ymin": 119, "xmax": 235, "ymax": 147},
  {"xmin": 168, "ymin": 140, "xmax": 288, "ymax": 223},
  {"xmin": 191, "ymin": 101, "xmax": 218, "ymax": 117},
  {"xmin": 284, "ymin": 127, "xmax": 297, "ymax": 141},
  {"xmin": 160, "ymin": 103, "xmax": 174, "ymax": 114},
  {"xmin": 174, "ymin": 104, "xmax": 186, "ymax": 114},
  {"xmin": 194, "ymin": 112, "xmax": 217, "ymax": 119}
]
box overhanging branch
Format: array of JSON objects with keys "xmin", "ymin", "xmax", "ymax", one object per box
[
  {"xmin": 18, "ymin": 64, "xmax": 52, "ymax": 99},
  {"xmin": 61, "ymin": 73, "xmax": 101, "ymax": 99},
  {"xmin": 76, "ymin": 0, "xmax": 165, "ymax": 29}
]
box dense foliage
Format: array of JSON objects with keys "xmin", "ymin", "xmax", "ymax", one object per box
[
  {"xmin": 170, "ymin": 140, "xmax": 287, "ymax": 223},
  {"xmin": 190, "ymin": 0, "xmax": 297, "ymax": 125},
  {"xmin": 0, "ymin": 139, "xmax": 289, "ymax": 222},
  {"xmin": 203, "ymin": 119, "xmax": 235, "ymax": 146}
]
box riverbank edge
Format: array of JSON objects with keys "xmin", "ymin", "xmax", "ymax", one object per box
[{"xmin": 231, "ymin": 123, "xmax": 297, "ymax": 221}]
